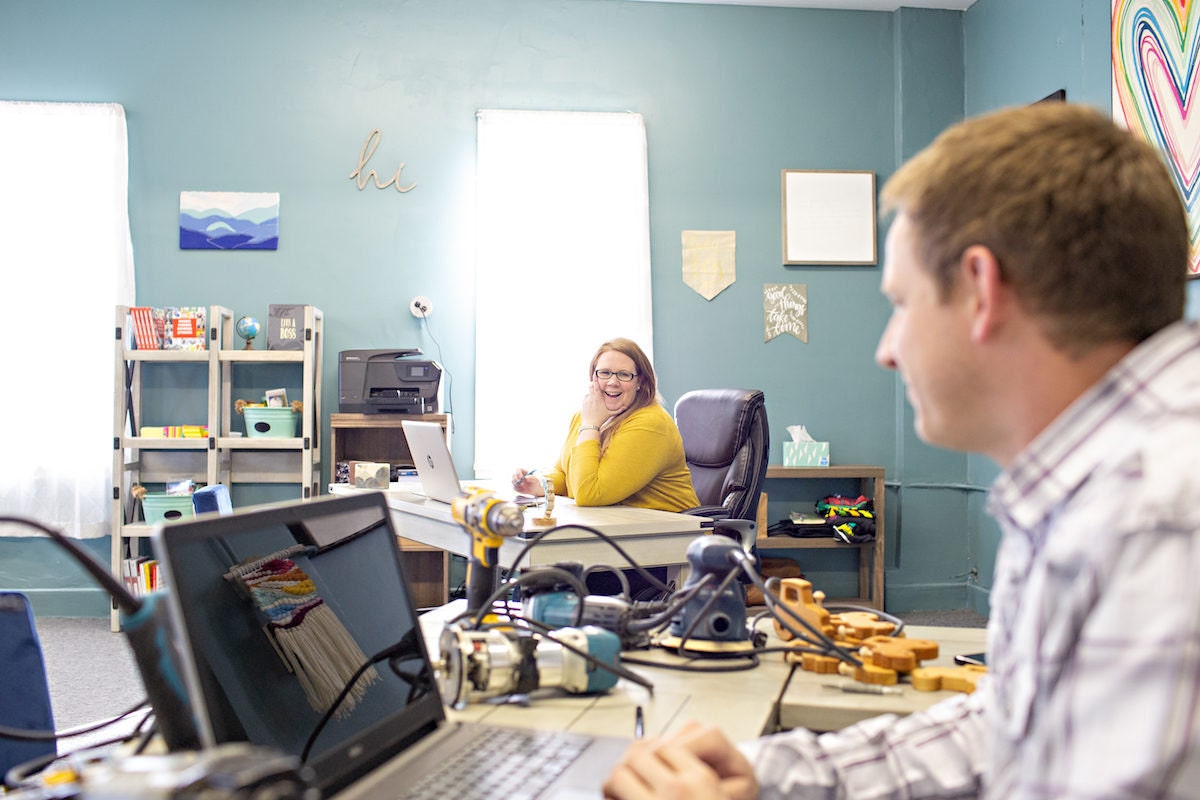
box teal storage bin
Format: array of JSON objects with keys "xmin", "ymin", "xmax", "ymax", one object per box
[
  {"xmin": 243, "ymin": 407, "xmax": 298, "ymax": 438},
  {"xmin": 142, "ymin": 493, "xmax": 195, "ymax": 523}
]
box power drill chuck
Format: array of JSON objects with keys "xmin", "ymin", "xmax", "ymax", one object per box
[{"xmin": 452, "ymin": 490, "xmax": 524, "ymax": 540}]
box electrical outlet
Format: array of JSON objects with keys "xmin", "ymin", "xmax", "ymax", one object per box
[{"xmin": 410, "ymin": 296, "xmax": 432, "ymax": 318}]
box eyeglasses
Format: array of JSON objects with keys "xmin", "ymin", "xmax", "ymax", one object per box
[{"xmin": 594, "ymin": 369, "xmax": 638, "ymax": 383}]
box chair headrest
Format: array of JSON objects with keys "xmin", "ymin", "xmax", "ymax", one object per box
[{"xmin": 675, "ymin": 388, "xmax": 765, "ymax": 468}]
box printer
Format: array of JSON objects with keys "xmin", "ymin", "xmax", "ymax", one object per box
[{"xmin": 338, "ymin": 349, "xmax": 442, "ymax": 414}]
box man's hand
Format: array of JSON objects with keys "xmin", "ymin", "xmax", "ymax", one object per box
[{"xmin": 603, "ymin": 722, "xmax": 758, "ymax": 800}]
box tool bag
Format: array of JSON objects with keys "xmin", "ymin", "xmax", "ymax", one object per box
[{"xmin": 767, "ymin": 494, "xmax": 875, "ymax": 544}]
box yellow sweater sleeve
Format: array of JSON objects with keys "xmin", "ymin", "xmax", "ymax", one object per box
[{"xmin": 560, "ymin": 405, "xmax": 699, "ymax": 511}]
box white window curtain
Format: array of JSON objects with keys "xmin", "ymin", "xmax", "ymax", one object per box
[
  {"xmin": 0, "ymin": 101, "xmax": 135, "ymax": 538},
  {"xmin": 474, "ymin": 110, "xmax": 653, "ymax": 479}
]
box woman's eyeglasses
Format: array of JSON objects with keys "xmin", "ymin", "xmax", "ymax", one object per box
[{"xmin": 594, "ymin": 369, "xmax": 637, "ymax": 383}]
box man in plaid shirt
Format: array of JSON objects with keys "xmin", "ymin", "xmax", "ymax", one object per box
[{"xmin": 604, "ymin": 102, "xmax": 1200, "ymax": 799}]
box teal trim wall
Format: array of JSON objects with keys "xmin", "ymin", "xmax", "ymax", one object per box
[
  {"xmin": 4, "ymin": 0, "xmax": 1192, "ymax": 617},
  {"xmin": 958, "ymin": 0, "xmax": 1142, "ymax": 617}
]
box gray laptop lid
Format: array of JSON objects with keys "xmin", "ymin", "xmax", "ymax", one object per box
[
  {"xmin": 401, "ymin": 420, "xmax": 464, "ymax": 503},
  {"xmin": 152, "ymin": 492, "xmax": 445, "ymax": 797}
]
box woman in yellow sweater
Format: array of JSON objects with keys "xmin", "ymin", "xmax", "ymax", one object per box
[{"xmin": 512, "ymin": 337, "xmax": 698, "ymax": 511}]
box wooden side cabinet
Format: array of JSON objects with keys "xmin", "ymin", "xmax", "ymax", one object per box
[
  {"xmin": 329, "ymin": 413, "xmax": 452, "ymax": 608},
  {"xmin": 755, "ymin": 464, "xmax": 885, "ymax": 609},
  {"xmin": 329, "ymin": 413, "xmax": 450, "ymax": 477}
]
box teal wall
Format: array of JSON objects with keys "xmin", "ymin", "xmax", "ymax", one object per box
[
  {"xmin": 883, "ymin": 6, "xmax": 972, "ymax": 612},
  {"xmin": 5, "ymin": 0, "xmax": 1189, "ymax": 617},
  {"xmin": 956, "ymin": 0, "xmax": 1160, "ymax": 616}
]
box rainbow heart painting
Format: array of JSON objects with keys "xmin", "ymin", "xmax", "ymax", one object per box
[{"xmin": 1113, "ymin": 0, "xmax": 1200, "ymax": 277}]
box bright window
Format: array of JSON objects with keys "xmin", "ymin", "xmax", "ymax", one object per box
[
  {"xmin": 0, "ymin": 102, "xmax": 135, "ymax": 538},
  {"xmin": 474, "ymin": 110, "xmax": 653, "ymax": 478}
]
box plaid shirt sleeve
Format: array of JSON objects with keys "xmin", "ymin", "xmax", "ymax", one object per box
[{"xmin": 742, "ymin": 690, "xmax": 986, "ymax": 799}]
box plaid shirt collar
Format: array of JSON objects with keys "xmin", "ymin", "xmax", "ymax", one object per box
[{"xmin": 988, "ymin": 320, "xmax": 1200, "ymax": 539}]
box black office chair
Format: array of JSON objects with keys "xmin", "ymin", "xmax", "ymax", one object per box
[
  {"xmin": 587, "ymin": 389, "xmax": 769, "ymax": 600},
  {"xmin": 674, "ymin": 388, "xmax": 769, "ymax": 545}
]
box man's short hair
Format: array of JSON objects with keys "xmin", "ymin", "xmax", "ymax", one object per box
[{"xmin": 881, "ymin": 102, "xmax": 1188, "ymax": 351}]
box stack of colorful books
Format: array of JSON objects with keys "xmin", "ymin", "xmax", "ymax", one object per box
[{"xmin": 128, "ymin": 306, "xmax": 207, "ymax": 350}]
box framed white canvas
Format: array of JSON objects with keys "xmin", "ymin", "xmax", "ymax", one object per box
[{"xmin": 781, "ymin": 170, "xmax": 876, "ymax": 265}]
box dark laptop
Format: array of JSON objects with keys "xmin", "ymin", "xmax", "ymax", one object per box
[{"xmin": 151, "ymin": 491, "xmax": 629, "ymax": 799}]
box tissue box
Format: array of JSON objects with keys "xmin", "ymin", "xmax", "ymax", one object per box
[
  {"xmin": 783, "ymin": 441, "xmax": 830, "ymax": 467},
  {"xmin": 351, "ymin": 461, "xmax": 391, "ymax": 489}
]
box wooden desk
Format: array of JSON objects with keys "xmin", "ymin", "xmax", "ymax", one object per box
[
  {"xmin": 420, "ymin": 603, "xmax": 986, "ymax": 742},
  {"xmin": 330, "ymin": 484, "xmax": 710, "ymax": 602},
  {"xmin": 776, "ymin": 624, "xmax": 987, "ymax": 732},
  {"xmin": 389, "ymin": 488, "xmax": 707, "ymax": 571},
  {"xmin": 420, "ymin": 601, "xmax": 788, "ymax": 743}
]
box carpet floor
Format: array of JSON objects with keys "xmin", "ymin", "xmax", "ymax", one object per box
[{"xmin": 31, "ymin": 617, "xmax": 147, "ymax": 753}]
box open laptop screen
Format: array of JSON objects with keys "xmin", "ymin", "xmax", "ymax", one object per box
[
  {"xmin": 400, "ymin": 419, "xmax": 465, "ymax": 503},
  {"xmin": 152, "ymin": 492, "xmax": 445, "ymax": 795}
]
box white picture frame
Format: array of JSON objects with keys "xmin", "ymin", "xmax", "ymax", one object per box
[
  {"xmin": 264, "ymin": 388, "xmax": 289, "ymax": 408},
  {"xmin": 781, "ymin": 169, "xmax": 877, "ymax": 266}
]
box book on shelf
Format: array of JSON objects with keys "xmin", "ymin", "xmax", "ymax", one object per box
[
  {"xmin": 140, "ymin": 425, "xmax": 208, "ymax": 438},
  {"xmin": 123, "ymin": 556, "xmax": 160, "ymax": 596},
  {"xmin": 140, "ymin": 559, "xmax": 160, "ymax": 594},
  {"xmin": 162, "ymin": 306, "xmax": 207, "ymax": 350},
  {"xmin": 121, "ymin": 557, "xmax": 137, "ymax": 596},
  {"xmin": 268, "ymin": 304, "xmax": 304, "ymax": 351},
  {"xmin": 130, "ymin": 306, "xmax": 160, "ymax": 350},
  {"xmin": 128, "ymin": 306, "xmax": 207, "ymax": 350},
  {"xmin": 153, "ymin": 309, "xmax": 168, "ymax": 346}
]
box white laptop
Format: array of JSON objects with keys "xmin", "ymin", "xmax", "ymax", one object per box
[
  {"xmin": 151, "ymin": 491, "xmax": 630, "ymax": 799},
  {"xmin": 401, "ymin": 419, "xmax": 466, "ymax": 503}
]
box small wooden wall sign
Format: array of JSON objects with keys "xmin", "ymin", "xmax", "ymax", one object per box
[{"xmin": 349, "ymin": 129, "xmax": 416, "ymax": 193}]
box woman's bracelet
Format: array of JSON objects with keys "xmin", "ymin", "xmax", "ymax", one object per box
[{"xmin": 579, "ymin": 424, "xmax": 600, "ymax": 432}]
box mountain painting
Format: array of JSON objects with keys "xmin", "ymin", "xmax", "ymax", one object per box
[{"xmin": 179, "ymin": 191, "xmax": 279, "ymax": 250}]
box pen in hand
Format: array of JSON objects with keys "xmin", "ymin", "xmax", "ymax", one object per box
[{"xmin": 513, "ymin": 468, "xmax": 537, "ymax": 489}]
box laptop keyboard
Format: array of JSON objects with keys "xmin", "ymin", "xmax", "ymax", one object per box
[{"xmin": 397, "ymin": 726, "xmax": 592, "ymax": 800}]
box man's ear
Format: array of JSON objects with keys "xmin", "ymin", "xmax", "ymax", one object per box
[{"xmin": 960, "ymin": 244, "xmax": 1008, "ymax": 343}]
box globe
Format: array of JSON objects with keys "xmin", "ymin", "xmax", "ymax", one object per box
[{"xmin": 235, "ymin": 316, "xmax": 261, "ymax": 349}]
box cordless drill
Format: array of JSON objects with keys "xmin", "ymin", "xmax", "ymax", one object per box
[{"xmin": 451, "ymin": 488, "xmax": 525, "ymax": 613}]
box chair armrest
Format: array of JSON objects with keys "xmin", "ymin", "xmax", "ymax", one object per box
[
  {"xmin": 711, "ymin": 518, "xmax": 755, "ymax": 541},
  {"xmin": 682, "ymin": 504, "xmax": 733, "ymax": 520},
  {"xmin": 682, "ymin": 507, "xmax": 756, "ymax": 545}
]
